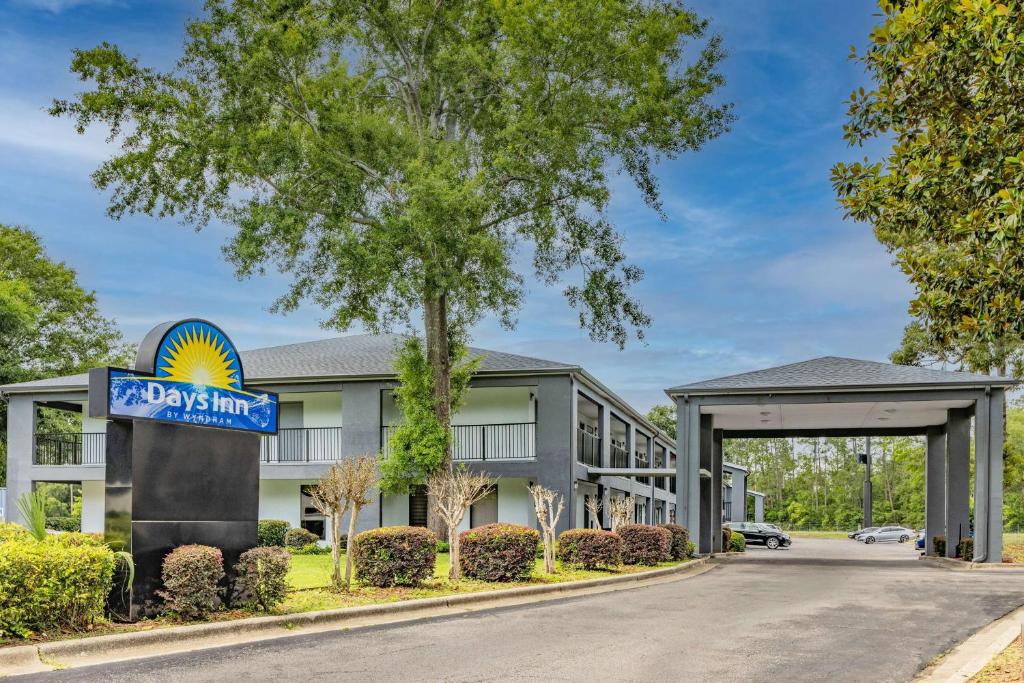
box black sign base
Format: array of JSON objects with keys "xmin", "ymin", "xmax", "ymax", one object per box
[{"xmin": 105, "ymin": 420, "xmax": 259, "ymax": 619}]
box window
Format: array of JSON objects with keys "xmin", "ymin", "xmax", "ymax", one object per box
[
  {"xmin": 300, "ymin": 485, "xmax": 326, "ymax": 539},
  {"xmin": 409, "ymin": 485, "xmax": 428, "ymax": 527}
]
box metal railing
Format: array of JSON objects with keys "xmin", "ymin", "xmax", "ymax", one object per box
[
  {"xmin": 34, "ymin": 433, "xmax": 106, "ymax": 465},
  {"xmin": 577, "ymin": 428, "xmax": 601, "ymax": 466},
  {"xmin": 610, "ymin": 443, "xmax": 629, "ymax": 469},
  {"xmin": 635, "ymin": 451, "xmax": 650, "ymax": 485},
  {"xmin": 381, "ymin": 423, "xmax": 536, "ymax": 461},
  {"xmin": 261, "ymin": 427, "xmax": 343, "ymax": 463}
]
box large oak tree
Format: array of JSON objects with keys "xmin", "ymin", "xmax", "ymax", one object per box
[{"xmin": 53, "ymin": 0, "xmax": 731, "ymax": 468}]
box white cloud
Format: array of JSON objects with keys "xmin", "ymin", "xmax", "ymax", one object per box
[
  {"xmin": 11, "ymin": 0, "xmax": 118, "ymax": 13},
  {"xmin": 0, "ymin": 96, "xmax": 113, "ymax": 162}
]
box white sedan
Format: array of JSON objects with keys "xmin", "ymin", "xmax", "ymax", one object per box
[{"xmin": 860, "ymin": 526, "xmax": 915, "ymax": 544}]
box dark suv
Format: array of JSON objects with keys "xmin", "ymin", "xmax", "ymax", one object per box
[{"xmin": 726, "ymin": 522, "xmax": 792, "ymax": 549}]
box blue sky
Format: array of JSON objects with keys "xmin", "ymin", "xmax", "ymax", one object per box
[{"xmin": 0, "ymin": 1, "xmax": 909, "ymax": 411}]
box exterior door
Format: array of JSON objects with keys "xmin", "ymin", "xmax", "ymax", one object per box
[
  {"xmin": 471, "ymin": 489, "xmax": 498, "ymax": 527},
  {"xmin": 409, "ymin": 485, "xmax": 428, "ymax": 527}
]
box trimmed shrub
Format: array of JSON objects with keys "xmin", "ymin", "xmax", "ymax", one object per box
[
  {"xmin": 722, "ymin": 526, "xmax": 733, "ymax": 550},
  {"xmin": 158, "ymin": 545, "xmax": 224, "ymax": 618},
  {"xmin": 284, "ymin": 527, "xmax": 320, "ymax": 550},
  {"xmin": 257, "ymin": 520, "xmax": 290, "ymax": 547},
  {"xmin": 353, "ymin": 526, "xmax": 436, "ymax": 587},
  {"xmin": 0, "ymin": 538, "xmax": 116, "ymax": 638},
  {"xmin": 0, "ymin": 522, "xmax": 31, "ymax": 544},
  {"xmin": 45, "ymin": 532, "xmax": 104, "ymax": 548},
  {"xmin": 290, "ymin": 542, "xmax": 331, "ymax": 555},
  {"xmin": 235, "ymin": 547, "xmax": 290, "ymax": 611},
  {"xmin": 436, "ymin": 541, "xmax": 450, "ymax": 553},
  {"xmin": 618, "ymin": 524, "xmax": 671, "ymax": 565},
  {"xmin": 729, "ymin": 531, "xmax": 746, "ymax": 552},
  {"xmin": 460, "ymin": 524, "xmax": 540, "ymax": 581},
  {"xmin": 956, "ymin": 537, "xmax": 974, "ymax": 560},
  {"xmin": 685, "ymin": 540, "xmax": 697, "ymax": 558},
  {"xmin": 557, "ymin": 529, "xmax": 622, "ymax": 569},
  {"xmin": 933, "ymin": 535, "xmax": 947, "ymax": 556},
  {"xmin": 659, "ymin": 524, "xmax": 690, "ymax": 560},
  {"xmin": 46, "ymin": 516, "xmax": 81, "ymax": 533}
]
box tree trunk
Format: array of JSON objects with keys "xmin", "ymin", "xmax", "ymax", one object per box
[
  {"xmin": 331, "ymin": 511, "xmax": 342, "ymax": 591},
  {"xmin": 423, "ymin": 293, "xmax": 453, "ymax": 540},
  {"xmin": 448, "ymin": 524, "xmax": 461, "ymax": 580},
  {"xmin": 345, "ymin": 505, "xmax": 359, "ymax": 590}
]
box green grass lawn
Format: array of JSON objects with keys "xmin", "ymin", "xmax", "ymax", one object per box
[
  {"xmin": 282, "ymin": 552, "xmax": 686, "ymax": 613},
  {"xmin": 785, "ymin": 530, "xmax": 850, "ymax": 539}
]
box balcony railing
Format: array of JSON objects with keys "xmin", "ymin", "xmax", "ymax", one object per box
[
  {"xmin": 577, "ymin": 428, "xmax": 601, "ymax": 467},
  {"xmin": 610, "ymin": 443, "xmax": 629, "ymax": 469},
  {"xmin": 261, "ymin": 427, "xmax": 343, "ymax": 463},
  {"xmin": 34, "ymin": 433, "xmax": 106, "ymax": 465},
  {"xmin": 381, "ymin": 423, "xmax": 536, "ymax": 461},
  {"xmin": 635, "ymin": 451, "xmax": 650, "ymax": 485}
]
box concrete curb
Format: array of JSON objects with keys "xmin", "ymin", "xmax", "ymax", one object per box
[
  {"xmin": 915, "ymin": 603, "xmax": 1024, "ymax": 682},
  {"xmin": 918, "ymin": 555, "xmax": 1024, "ymax": 572},
  {"xmin": 1, "ymin": 558, "xmax": 709, "ymax": 677}
]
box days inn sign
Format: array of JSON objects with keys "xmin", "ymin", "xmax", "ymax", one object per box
[{"xmin": 90, "ymin": 319, "xmax": 279, "ymax": 434}]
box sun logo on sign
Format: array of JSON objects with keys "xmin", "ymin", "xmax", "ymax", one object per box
[{"xmin": 156, "ymin": 323, "xmax": 241, "ymax": 390}]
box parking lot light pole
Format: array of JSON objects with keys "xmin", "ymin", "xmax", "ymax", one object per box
[{"xmin": 860, "ymin": 437, "xmax": 872, "ymax": 528}]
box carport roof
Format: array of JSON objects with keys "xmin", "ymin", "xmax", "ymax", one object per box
[{"xmin": 667, "ymin": 356, "xmax": 1014, "ymax": 396}]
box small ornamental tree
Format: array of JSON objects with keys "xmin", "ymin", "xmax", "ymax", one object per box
[
  {"xmin": 608, "ymin": 495, "xmax": 635, "ymax": 532},
  {"xmin": 584, "ymin": 496, "xmax": 603, "ymax": 530},
  {"xmin": 528, "ymin": 484, "xmax": 564, "ymax": 574},
  {"xmin": 309, "ymin": 455, "xmax": 379, "ymax": 591},
  {"xmin": 426, "ymin": 466, "xmax": 494, "ymax": 580}
]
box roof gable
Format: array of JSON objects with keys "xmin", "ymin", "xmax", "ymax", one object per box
[
  {"xmin": 0, "ymin": 333, "xmax": 575, "ymax": 392},
  {"xmin": 668, "ymin": 356, "xmax": 1014, "ymax": 394}
]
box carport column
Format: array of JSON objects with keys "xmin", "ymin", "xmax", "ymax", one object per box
[
  {"xmin": 924, "ymin": 425, "xmax": 946, "ymax": 557},
  {"xmin": 753, "ymin": 495, "xmax": 764, "ymax": 523},
  {"xmin": 676, "ymin": 397, "xmax": 701, "ymax": 545},
  {"xmin": 5, "ymin": 396, "xmax": 36, "ymax": 525},
  {"xmin": 698, "ymin": 414, "xmax": 714, "ymax": 555},
  {"xmin": 944, "ymin": 407, "xmax": 971, "ymax": 559},
  {"xmin": 973, "ymin": 389, "xmax": 1005, "ymax": 563},
  {"xmin": 711, "ymin": 429, "xmax": 723, "ymax": 553}
]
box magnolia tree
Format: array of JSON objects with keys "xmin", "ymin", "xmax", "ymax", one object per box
[
  {"xmin": 528, "ymin": 484, "xmax": 564, "ymax": 574},
  {"xmin": 608, "ymin": 495, "xmax": 635, "ymax": 532},
  {"xmin": 427, "ymin": 467, "xmax": 494, "ymax": 580},
  {"xmin": 309, "ymin": 455, "xmax": 379, "ymax": 591}
]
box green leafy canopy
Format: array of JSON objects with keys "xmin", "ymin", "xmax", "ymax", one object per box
[
  {"xmin": 380, "ymin": 336, "xmax": 478, "ymax": 493},
  {"xmin": 0, "ymin": 225, "xmax": 131, "ymax": 486},
  {"xmin": 51, "ymin": 0, "xmax": 732, "ymax": 347},
  {"xmin": 832, "ymin": 0, "xmax": 1024, "ymax": 365}
]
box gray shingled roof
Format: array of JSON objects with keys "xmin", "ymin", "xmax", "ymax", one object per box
[
  {"xmin": 0, "ymin": 334, "xmax": 576, "ymax": 393},
  {"xmin": 668, "ymin": 356, "xmax": 1015, "ymax": 395}
]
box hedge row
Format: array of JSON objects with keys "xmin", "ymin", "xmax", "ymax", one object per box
[
  {"xmin": 460, "ymin": 524, "xmax": 540, "ymax": 581},
  {"xmin": 618, "ymin": 524, "xmax": 672, "ymax": 565},
  {"xmin": 352, "ymin": 526, "xmax": 437, "ymax": 587},
  {"xmin": 0, "ymin": 534, "xmax": 116, "ymax": 638},
  {"xmin": 557, "ymin": 529, "xmax": 622, "ymax": 569}
]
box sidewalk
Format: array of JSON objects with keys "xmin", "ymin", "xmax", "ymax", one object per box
[{"xmin": 916, "ymin": 604, "xmax": 1024, "ymax": 682}]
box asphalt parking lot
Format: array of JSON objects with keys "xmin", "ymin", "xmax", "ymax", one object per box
[{"xmin": 17, "ymin": 538, "xmax": 1024, "ymax": 682}]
